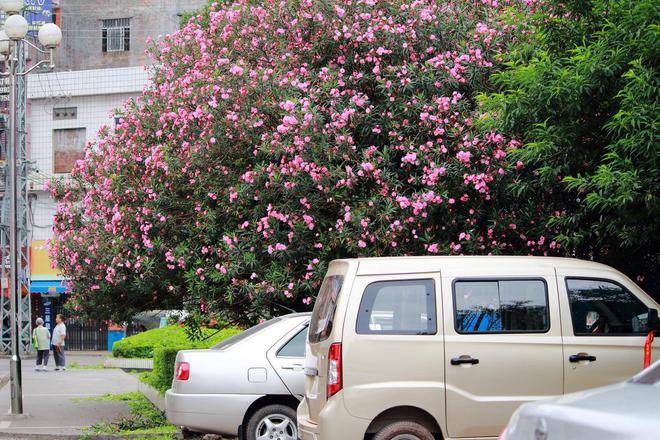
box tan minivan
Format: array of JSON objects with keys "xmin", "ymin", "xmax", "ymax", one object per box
[{"xmin": 297, "ymin": 256, "xmax": 659, "ymax": 440}]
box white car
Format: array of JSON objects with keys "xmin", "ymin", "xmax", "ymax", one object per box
[
  {"xmin": 166, "ymin": 313, "xmax": 310, "ymax": 440},
  {"xmin": 500, "ymin": 360, "xmax": 660, "ymax": 440}
]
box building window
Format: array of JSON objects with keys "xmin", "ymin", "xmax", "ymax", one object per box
[
  {"xmin": 53, "ymin": 107, "xmax": 77, "ymax": 120},
  {"xmin": 53, "ymin": 128, "xmax": 86, "ymax": 174},
  {"xmin": 102, "ymin": 18, "xmax": 130, "ymax": 53}
]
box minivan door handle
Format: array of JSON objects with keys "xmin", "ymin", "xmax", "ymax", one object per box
[
  {"xmin": 569, "ymin": 353, "xmax": 597, "ymax": 363},
  {"xmin": 451, "ymin": 356, "xmax": 479, "ymax": 366}
]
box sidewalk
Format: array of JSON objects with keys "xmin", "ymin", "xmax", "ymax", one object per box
[{"xmin": 0, "ymin": 353, "xmax": 139, "ymax": 438}]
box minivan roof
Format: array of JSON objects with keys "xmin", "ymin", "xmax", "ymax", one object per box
[{"xmin": 331, "ymin": 256, "xmax": 618, "ymax": 276}]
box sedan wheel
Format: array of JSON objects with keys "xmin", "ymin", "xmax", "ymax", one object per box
[{"xmin": 246, "ymin": 404, "xmax": 298, "ymax": 440}]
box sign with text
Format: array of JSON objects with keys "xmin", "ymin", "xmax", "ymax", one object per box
[
  {"xmin": 0, "ymin": 2, "xmax": 53, "ymax": 35},
  {"xmin": 25, "ymin": 0, "xmax": 53, "ymax": 35}
]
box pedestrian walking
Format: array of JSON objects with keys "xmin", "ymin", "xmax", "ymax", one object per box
[
  {"xmin": 32, "ymin": 317, "xmax": 51, "ymax": 371},
  {"xmin": 52, "ymin": 314, "xmax": 67, "ymax": 371}
]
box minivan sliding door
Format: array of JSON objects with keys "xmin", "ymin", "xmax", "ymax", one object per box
[{"xmin": 442, "ymin": 274, "xmax": 563, "ymax": 438}]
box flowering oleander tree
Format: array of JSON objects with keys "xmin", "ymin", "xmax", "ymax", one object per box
[{"xmin": 50, "ymin": 0, "xmax": 547, "ymax": 326}]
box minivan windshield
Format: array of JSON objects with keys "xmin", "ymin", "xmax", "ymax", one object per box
[
  {"xmin": 309, "ymin": 275, "xmax": 344, "ymax": 343},
  {"xmin": 212, "ymin": 316, "xmax": 282, "ymax": 350}
]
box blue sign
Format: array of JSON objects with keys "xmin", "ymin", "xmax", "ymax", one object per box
[
  {"xmin": 42, "ymin": 299, "xmax": 54, "ymax": 334},
  {"xmin": 24, "ymin": 0, "xmax": 53, "ymax": 35}
]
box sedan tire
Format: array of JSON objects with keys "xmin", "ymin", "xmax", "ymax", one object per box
[
  {"xmin": 374, "ymin": 420, "xmax": 435, "ymax": 440},
  {"xmin": 245, "ymin": 403, "xmax": 298, "ymax": 440},
  {"xmin": 180, "ymin": 427, "xmax": 198, "ymax": 439}
]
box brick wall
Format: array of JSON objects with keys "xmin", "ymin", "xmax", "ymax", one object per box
[{"xmin": 56, "ymin": 0, "xmax": 207, "ymax": 71}]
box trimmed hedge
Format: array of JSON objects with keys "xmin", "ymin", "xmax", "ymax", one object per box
[
  {"xmin": 112, "ymin": 325, "xmax": 241, "ymax": 358},
  {"xmin": 141, "ymin": 346, "xmax": 185, "ymax": 394}
]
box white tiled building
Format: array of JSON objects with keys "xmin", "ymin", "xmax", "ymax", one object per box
[
  {"xmin": 28, "ymin": 66, "xmax": 150, "ymax": 241},
  {"xmin": 24, "ymin": 0, "xmax": 205, "ymax": 350}
]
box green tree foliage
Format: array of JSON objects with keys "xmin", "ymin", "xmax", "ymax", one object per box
[{"xmin": 479, "ymin": 0, "xmax": 659, "ymax": 290}]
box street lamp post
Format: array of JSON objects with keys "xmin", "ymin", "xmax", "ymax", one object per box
[{"xmin": 0, "ymin": 0, "xmax": 61, "ymax": 414}]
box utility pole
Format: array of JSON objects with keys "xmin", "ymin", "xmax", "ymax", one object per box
[
  {"xmin": 6, "ymin": 34, "xmax": 20, "ymax": 414},
  {"xmin": 0, "ymin": 1, "xmax": 62, "ymax": 413}
]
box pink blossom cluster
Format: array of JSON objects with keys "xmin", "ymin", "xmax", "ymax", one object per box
[{"xmin": 49, "ymin": 0, "xmax": 551, "ymax": 322}]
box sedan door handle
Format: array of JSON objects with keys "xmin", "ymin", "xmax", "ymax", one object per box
[
  {"xmin": 569, "ymin": 353, "xmax": 597, "ymax": 363},
  {"xmin": 451, "ymin": 356, "xmax": 479, "ymax": 366},
  {"xmin": 282, "ymin": 363, "xmax": 303, "ymax": 371}
]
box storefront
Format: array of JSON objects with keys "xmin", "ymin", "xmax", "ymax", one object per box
[
  {"xmin": 30, "ymin": 240, "xmax": 113, "ymax": 351},
  {"xmin": 30, "ymin": 240, "xmax": 65, "ymax": 336}
]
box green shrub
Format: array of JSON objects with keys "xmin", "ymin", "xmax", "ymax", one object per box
[
  {"xmin": 112, "ymin": 325, "xmax": 241, "ymax": 358},
  {"xmin": 141, "ymin": 346, "xmax": 186, "ymax": 394}
]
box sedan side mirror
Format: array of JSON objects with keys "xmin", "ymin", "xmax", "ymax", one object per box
[{"xmin": 648, "ymin": 308, "xmax": 659, "ymax": 333}]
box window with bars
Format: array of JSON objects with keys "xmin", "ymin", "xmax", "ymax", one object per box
[{"xmin": 102, "ymin": 18, "xmax": 131, "ymax": 53}]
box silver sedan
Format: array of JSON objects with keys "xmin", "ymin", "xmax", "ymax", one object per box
[
  {"xmin": 166, "ymin": 313, "xmax": 310, "ymax": 440},
  {"xmin": 500, "ymin": 360, "xmax": 660, "ymax": 440}
]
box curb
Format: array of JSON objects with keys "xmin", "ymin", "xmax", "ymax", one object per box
[
  {"xmin": 104, "ymin": 358, "xmax": 153, "ymax": 370},
  {"xmin": 137, "ymin": 380, "xmax": 166, "ymax": 412}
]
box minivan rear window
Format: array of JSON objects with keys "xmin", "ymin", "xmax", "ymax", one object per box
[
  {"xmin": 309, "ymin": 275, "xmax": 344, "ymax": 343},
  {"xmin": 356, "ymin": 279, "xmax": 437, "ymax": 335}
]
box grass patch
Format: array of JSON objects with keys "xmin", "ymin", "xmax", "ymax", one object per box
[
  {"xmin": 69, "ymin": 361, "xmax": 105, "ymax": 370},
  {"xmin": 83, "ymin": 392, "xmax": 177, "ymax": 438},
  {"xmin": 112, "ymin": 325, "xmax": 242, "ymax": 358}
]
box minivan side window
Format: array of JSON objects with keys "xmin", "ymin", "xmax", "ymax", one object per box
[
  {"xmin": 454, "ymin": 279, "xmax": 549, "ymax": 333},
  {"xmin": 277, "ymin": 326, "xmax": 309, "ymax": 358},
  {"xmin": 566, "ymin": 278, "xmax": 650, "ymax": 336},
  {"xmin": 309, "ymin": 275, "xmax": 344, "ymax": 343},
  {"xmin": 356, "ymin": 279, "xmax": 436, "ymax": 335}
]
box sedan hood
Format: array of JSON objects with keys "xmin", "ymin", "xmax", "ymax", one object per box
[
  {"xmin": 546, "ymin": 382, "xmax": 660, "ymax": 419},
  {"xmin": 508, "ymin": 382, "xmax": 660, "ymax": 440}
]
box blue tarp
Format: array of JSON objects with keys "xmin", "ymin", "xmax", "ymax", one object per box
[{"xmin": 30, "ymin": 280, "xmax": 66, "ymax": 294}]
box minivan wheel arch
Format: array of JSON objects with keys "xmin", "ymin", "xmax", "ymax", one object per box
[
  {"xmin": 365, "ymin": 406, "xmax": 444, "ymax": 439},
  {"xmin": 240, "ymin": 394, "xmax": 300, "ymax": 439}
]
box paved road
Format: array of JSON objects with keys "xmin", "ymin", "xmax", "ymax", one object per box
[{"xmin": 0, "ymin": 352, "xmax": 139, "ymax": 438}]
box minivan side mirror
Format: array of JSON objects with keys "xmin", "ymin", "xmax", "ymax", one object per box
[{"xmin": 648, "ymin": 308, "xmax": 659, "ymax": 333}]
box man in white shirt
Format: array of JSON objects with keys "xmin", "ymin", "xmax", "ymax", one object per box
[{"xmin": 51, "ymin": 314, "xmax": 67, "ymax": 371}]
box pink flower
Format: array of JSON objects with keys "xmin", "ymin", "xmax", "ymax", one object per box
[
  {"xmin": 361, "ymin": 162, "xmax": 375, "ymax": 172},
  {"xmin": 282, "ymin": 115, "xmax": 298, "ymax": 126},
  {"xmin": 401, "ymin": 152, "xmax": 417, "ymax": 164},
  {"xmin": 279, "ymin": 100, "xmax": 296, "ymax": 111},
  {"xmin": 229, "ymin": 65, "xmax": 244, "ymax": 75},
  {"xmin": 456, "ymin": 151, "xmax": 471, "ymax": 163}
]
